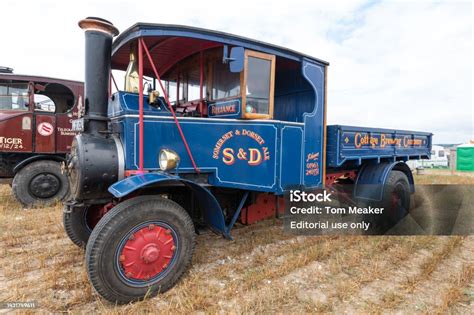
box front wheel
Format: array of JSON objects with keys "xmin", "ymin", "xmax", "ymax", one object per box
[
  {"xmin": 85, "ymin": 196, "xmax": 195, "ymax": 304},
  {"xmin": 12, "ymin": 160, "xmax": 69, "ymax": 207}
]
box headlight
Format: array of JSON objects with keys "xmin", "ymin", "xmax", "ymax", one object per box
[{"xmin": 159, "ymin": 149, "xmax": 180, "ymax": 171}]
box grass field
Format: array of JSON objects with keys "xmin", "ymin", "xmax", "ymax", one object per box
[{"xmin": 0, "ymin": 169, "xmax": 473, "ymax": 313}]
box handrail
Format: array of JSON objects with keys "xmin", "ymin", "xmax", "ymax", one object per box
[{"xmin": 139, "ymin": 38, "xmax": 200, "ymax": 173}]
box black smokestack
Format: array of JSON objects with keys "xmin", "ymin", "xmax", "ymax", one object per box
[{"xmin": 78, "ymin": 17, "xmax": 118, "ymax": 134}]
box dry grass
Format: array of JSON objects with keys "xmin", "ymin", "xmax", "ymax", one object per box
[
  {"xmin": 0, "ymin": 171, "xmax": 473, "ymax": 313},
  {"xmin": 435, "ymin": 264, "xmax": 473, "ymax": 314},
  {"xmin": 414, "ymin": 169, "xmax": 474, "ymax": 185}
]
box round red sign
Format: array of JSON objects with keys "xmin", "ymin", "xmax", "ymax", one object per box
[{"xmin": 37, "ymin": 122, "xmax": 54, "ymax": 136}]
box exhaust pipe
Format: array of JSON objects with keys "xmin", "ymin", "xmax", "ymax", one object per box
[{"xmin": 78, "ymin": 17, "xmax": 119, "ymax": 134}]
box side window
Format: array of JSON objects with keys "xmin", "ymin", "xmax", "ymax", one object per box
[
  {"xmin": 34, "ymin": 83, "xmax": 75, "ymax": 114},
  {"xmin": 188, "ymin": 82, "xmax": 201, "ymax": 101},
  {"xmin": 212, "ymin": 61, "xmax": 240, "ymax": 100},
  {"xmin": 0, "ymin": 83, "xmax": 29, "ymax": 110},
  {"xmin": 34, "ymin": 94, "xmax": 55, "ymax": 112},
  {"xmin": 243, "ymin": 51, "xmax": 275, "ymax": 119},
  {"xmin": 165, "ymin": 81, "xmax": 178, "ymax": 103},
  {"xmin": 163, "ymin": 59, "xmax": 205, "ymax": 105},
  {"xmin": 438, "ymin": 150, "xmax": 445, "ymax": 157}
]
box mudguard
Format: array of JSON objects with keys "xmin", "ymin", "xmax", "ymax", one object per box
[
  {"xmin": 108, "ymin": 173, "xmax": 229, "ymax": 237},
  {"xmin": 13, "ymin": 155, "xmax": 66, "ymax": 174},
  {"xmin": 354, "ymin": 161, "xmax": 414, "ymax": 201}
]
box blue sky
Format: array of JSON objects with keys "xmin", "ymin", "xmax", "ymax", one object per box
[
  {"xmin": 326, "ymin": 0, "xmax": 381, "ymax": 43},
  {"xmin": 1, "ymin": 0, "xmax": 472, "ymax": 143}
]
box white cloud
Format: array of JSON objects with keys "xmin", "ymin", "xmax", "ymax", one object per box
[
  {"xmin": 1, "ymin": 0, "xmax": 471, "ymax": 143},
  {"xmin": 324, "ymin": 1, "xmax": 473, "ymax": 143}
]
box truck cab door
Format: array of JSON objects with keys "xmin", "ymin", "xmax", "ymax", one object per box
[{"xmin": 33, "ymin": 93, "xmax": 56, "ymax": 153}]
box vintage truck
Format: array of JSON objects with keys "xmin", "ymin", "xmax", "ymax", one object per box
[
  {"xmin": 0, "ymin": 67, "xmax": 83, "ymax": 206},
  {"xmin": 64, "ymin": 17, "xmax": 431, "ymax": 303}
]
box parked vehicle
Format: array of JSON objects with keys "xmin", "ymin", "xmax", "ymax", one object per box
[
  {"xmin": 0, "ymin": 67, "xmax": 83, "ymax": 206},
  {"xmin": 64, "ymin": 17, "xmax": 431, "ymax": 303},
  {"xmin": 406, "ymin": 144, "xmax": 448, "ymax": 169}
]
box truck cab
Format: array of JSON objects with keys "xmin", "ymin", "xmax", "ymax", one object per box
[{"xmin": 0, "ymin": 67, "xmax": 83, "ymax": 206}]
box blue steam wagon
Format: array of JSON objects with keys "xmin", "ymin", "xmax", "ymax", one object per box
[{"xmin": 64, "ymin": 17, "xmax": 432, "ymax": 303}]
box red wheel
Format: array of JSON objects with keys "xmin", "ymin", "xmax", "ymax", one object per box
[
  {"xmin": 117, "ymin": 222, "xmax": 178, "ymax": 282},
  {"xmin": 85, "ymin": 196, "xmax": 195, "ymax": 304}
]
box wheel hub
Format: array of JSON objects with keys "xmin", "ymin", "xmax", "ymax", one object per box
[
  {"xmin": 141, "ymin": 244, "xmax": 160, "ymax": 263},
  {"xmin": 391, "ymin": 192, "xmax": 401, "ymax": 207},
  {"xmin": 29, "ymin": 173, "xmax": 60, "ymax": 198},
  {"xmin": 119, "ymin": 224, "xmax": 176, "ymax": 280}
]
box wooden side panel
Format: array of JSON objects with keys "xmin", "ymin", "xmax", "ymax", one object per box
[
  {"xmin": 55, "ymin": 111, "xmax": 79, "ymax": 152},
  {"xmin": 0, "ymin": 112, "xmax": 33, "ymax": 152},
  {"xmin": 35, "ymin": 114, "xmax": 56, "ymax": 153}
]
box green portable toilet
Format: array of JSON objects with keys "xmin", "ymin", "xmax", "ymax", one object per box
[{"xmin": 456, "ymin": 143, "xmax": 474, "ymax": 171}]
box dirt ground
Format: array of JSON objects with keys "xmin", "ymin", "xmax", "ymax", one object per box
[{"xmin": 0, "ymin": 169, "xmax": 473, "ymax": 313}]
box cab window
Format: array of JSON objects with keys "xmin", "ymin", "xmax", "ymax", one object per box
[
  {"xmin": 162, "ymin": 53, "xmax": 205, "ymax": 106},
  {"xmin": 163, "ymin": 80, "xmax": 179, "ymax": 104},
  {"xmin": 34, "ymin": 83, "xmax": 75, "ymax": 114},
  {"xmin": 34, "ymin": 94, "xmax": 55, "ymax": 112},
  {"xmin": 0, "ymin": 83, "xmax": 29, "ymax": 110},
  {"xmin": 212, "ymin": 60, "xmax": 240, "ymax": 100},
  {"xmin": 154, "ymin": 47, "xmax": 276, "ymax": 119},
  {"xmin": 243, "ymin": 51, "xmax": 275, "ymax": 119}
]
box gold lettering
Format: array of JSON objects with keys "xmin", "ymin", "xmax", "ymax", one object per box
[
  {"xmin": 222, "ymin": 148, "xmax": 235, "ymax": 165},
  {"xmin": 248, "ymin": 148, "xmax": 262, "ymax": 166}
]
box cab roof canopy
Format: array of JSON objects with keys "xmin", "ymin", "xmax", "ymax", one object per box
[
  {"xmin": 111, "ymin": 23, "xmax": 329, "ymax": 77},
  {"xmin": 0, "ymin": 73, "xmax": 83, "ymax": 90}
]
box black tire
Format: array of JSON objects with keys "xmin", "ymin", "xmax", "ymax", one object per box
[
  {"xmin": 63, "ymin": 205, "xmax": 102, "ymax": 247},
  {"xmin": 365, "ymin": 170, "xmax": 411, "ymax": 234},
  {"xmin": 12, "ymin": 160, "xmax": 69, "ymax": 207},
  {"xmin": 85, "ymin": 196, "xmax": 195, "ymax": 304},
  {"xmin": 382, "ymin": 170, "xmax": 411, "ymax": 219}
]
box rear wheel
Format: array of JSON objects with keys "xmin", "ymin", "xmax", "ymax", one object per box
[
  {"xmin": 365, "ymin": 170, "xmax": 411, "ymax": 234},
  {"xmin": 382, "ymin": 170, "xmax": 411, "ymax": 222},
  {"xmin": 63, "ymin": 204, "xmax": 110, "ymax": 247},
  {"xmin": 12, "ymin": 160, "xmax": 69, "ymax": 207},
  {"xmin": 85, "ymin": 196, "xmax": 195, "ymax": 304}
]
